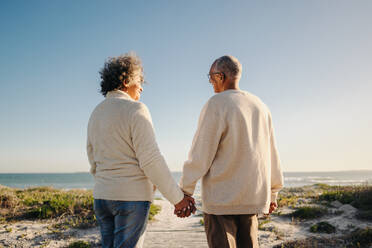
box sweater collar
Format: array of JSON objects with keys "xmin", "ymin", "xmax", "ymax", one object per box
[{"xmin": 106, "ymin": 90, "xmax": 131, "ymax": 100}]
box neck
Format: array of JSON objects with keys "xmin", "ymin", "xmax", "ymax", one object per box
[{"xmin": 224, "ymin": 81, "xmax": 239, "ymax": 91}]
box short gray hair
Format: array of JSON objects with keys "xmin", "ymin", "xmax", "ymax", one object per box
[{"xmin": 213, "ymin": 55, "xmax": 242, "ymax": 80}]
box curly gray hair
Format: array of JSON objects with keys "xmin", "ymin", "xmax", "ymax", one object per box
[
  {"xmin": 213, "ymin": 55, "xmax": 242, "ymax": 80},
  {"xmin": 99, "ymin": 52, "xmax": 144, "ymax": 96}
]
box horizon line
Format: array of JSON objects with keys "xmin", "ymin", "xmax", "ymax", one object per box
[{"xmin": 0, "ymin": 169, "xmax": 371, "ymax": 174}]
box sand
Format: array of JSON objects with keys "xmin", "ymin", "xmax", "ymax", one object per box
[{"xmin": 1, "ymin": 198, "xmax": 371, "ymax": 247}]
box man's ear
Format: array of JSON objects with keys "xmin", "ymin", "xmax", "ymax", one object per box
[{"xmin": 218, "ymin": 73, "xmax": 224, "ymax": 83}]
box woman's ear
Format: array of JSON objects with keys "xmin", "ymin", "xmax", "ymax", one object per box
[{"xmin": 121, "ymin": 80, "xmax": 128, "ymax": 91}]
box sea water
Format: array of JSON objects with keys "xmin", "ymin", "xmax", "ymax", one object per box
[{"xmin": 0, "ymin": 171, "xmax": 371, "ymax": 197}]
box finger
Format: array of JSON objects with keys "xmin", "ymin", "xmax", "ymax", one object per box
[
  {"xmin": 178, "ymin": 210, "xmax": 184, "ymax": 217},
  {"xmin": 184, "ymin": 209, "xmax": 191, "ymax": 217},
  {"xmin": 185, "ymin": 196, "xmax": 195, "ymax": 205},
  {"xmin": 180, "ymin": 208, "xmax": 187, "ymax": 217},
  {"xmin": 183, "ymin": 206, "xmax": 191, "ymax": 217},
  {"xmin": 189, "ymin": 200, "xmax": 195, "ymax": 208},
  {"xmin": 192, "ymin": 206, "xmax": 196, "ymax": 214}
]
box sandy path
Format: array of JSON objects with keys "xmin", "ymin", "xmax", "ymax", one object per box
[{"xmin": 143, "ymin": 199, "xmax": 208, "ymax": 248}]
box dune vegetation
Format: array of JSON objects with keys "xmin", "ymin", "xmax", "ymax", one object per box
[
  {"xmin": 0, "ymin": 185, "xmax": 161, "ymax": 229},
  {"xmin": 273, "ymin": 183, "xmax": 372, "ymax": 248}
]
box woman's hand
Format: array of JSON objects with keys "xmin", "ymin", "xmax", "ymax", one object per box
[{"xmin": 174, "ymin": 195, "xmax": 196, "ymax": 218}]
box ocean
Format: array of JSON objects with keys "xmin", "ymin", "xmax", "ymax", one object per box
[{"xmin": 0, "ymin": 171, "xmax": 371, "ymax": 197}]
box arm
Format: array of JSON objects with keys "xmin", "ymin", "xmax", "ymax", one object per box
[
  {"xmin": 86, "ymin": 137, "xmax": 96, "ymax": 175},
  {"xmin": 268, "ymin": 113, "xmax": 284, "ymax": 204},
  {"xmin": 131, "ymin": 103, "xmax": 184, "ymax": 205},
  {"xmin": 180, "ymin": 100, "xmax": 225, "ymax": 195}
]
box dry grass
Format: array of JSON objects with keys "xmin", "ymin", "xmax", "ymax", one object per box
[{"xmin": 0, "ymin": 186, "xmax": 161, "ymax": 229}]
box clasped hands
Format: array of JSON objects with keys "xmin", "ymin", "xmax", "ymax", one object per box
[{"xmin": 174, "ymin": 194, "xmax": 196, "ymax": 218}]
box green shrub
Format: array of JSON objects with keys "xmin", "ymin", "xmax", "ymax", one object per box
[
  {"xmin": 258, "ymin": 219, "xmax": 271, "ymax": 230},
  {"xmin": 347, "ymin": 227, "xmax": 372, "ymax": 247},
  {"xmin": 0, "ymin": 187, "xmax": 94, "ymax": 223},
  {"xmin": 318, "ymin": 185, "xmax": 372, "ymax": 211},
  {"xmin": 291, "ymin": 206, "xmax": 327, "ymax": 220},
  {"xmin": 148, "ymin": 204, "xmax": 161, "ymax": 221},
  {"xmin": 274, "ymin": 237, "xmax": 343, "ymax": 248},
  {"xmin": 200, "ymin": 219, "xmax": 204, "ymax": 226},
  {"xmin": 68, "ymin": 240, "xmax": 91, "ymax": 248},
  {"xmin": 0, "ymin": 189, "xmax": 19, "ymax": 208},
  {"xmin": 356, "ymin": 210, "xmax": 372, "ymax": 221},
  {"xmin": 310, "ymin": 221, "xmax": 336, "ymax": 233},
  {"xmin": 278, "ymin": 196, "xmax": 298, "ymax": 208}
]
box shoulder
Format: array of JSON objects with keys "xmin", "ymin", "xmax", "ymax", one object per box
[
  {"xmin": 205, "ymin": 92, "xmax": 230, "ymax": 108},
  {"xmin": 131, "ymin": 101, "xmax": 149, "ymax": 112},
  {"xmin": 130, "ymin": 101, "xmax": 152, "ymax": 120},
  {"xmin": 241, "ymin": 91, "xmax": 271, "ymax": 113}
]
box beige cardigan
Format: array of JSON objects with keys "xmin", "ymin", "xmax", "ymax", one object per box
[
  {"xmin": 180, "ymin": 90, "xmax": 284, "ymax": 215},
  {"xmin": 87, "ymin": 90, "xmax": 184, "ymax": 205}
]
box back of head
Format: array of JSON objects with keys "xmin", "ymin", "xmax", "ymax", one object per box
[
  {"xmin": 213, "ymin": 55, "xmax": 242, "ymax": 81},
  {"xmin": 99, "ymin": 52, "xmax": 143, "ymax": 97}
]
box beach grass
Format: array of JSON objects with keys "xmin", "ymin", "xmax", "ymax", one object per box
[
  {"xmin": 0, "ymin": 185, "xmax": 161, "ymax": 226},
  {"xmin": 275, "ymin": 227, "xmax": 372, "ymax": 248},
  {"xmin": 1, "ymin": 183, "xmax": 371, "ymax": 247},
  {"xmin": 149, "ymin": 203, "xmax": 161, "ymax": 221},
  {"xmin": 291, "ymin": 206, "xmax": 328, "ymax": 220},
  {"xmin": 68, "ymin": 240, "xmax": 91, "ymax": 248},
  {"xmin": 199, "ymin": 219, "xmax": 204, "ymax": 226},
  {"xmin": 0, "ymin": 186, "xmax": 95, "ymax": 228},
  {"xmin": 277, "ymin": 183, "xmax": 372, "ymax": 217},
  {"xmin": 317, "ymin": 184, "xmax": 372, "ymax": 211},
  {"xmin": 310, "ymin": 221, "xmax": 336, "ymax": 233},
  {"xmin": 258, "ymin": 218, "xmax": 272, "ymax": 230}
]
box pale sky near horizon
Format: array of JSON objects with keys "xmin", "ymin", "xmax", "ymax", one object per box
[{"xmin": 1, "ymin": 0, "xmax": 371, "ymax": 173}]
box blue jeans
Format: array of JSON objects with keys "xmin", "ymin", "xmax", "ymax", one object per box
[{"xmin": 94, "ymin": 199, "xmax": 151, "ymax": 248}]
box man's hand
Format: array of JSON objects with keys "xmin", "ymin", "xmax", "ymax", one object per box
[
  {"xmin": 174, "ymin": 195, "xmax": 196, "ymax": 218},
  {"xmin": 269, "ymin": 202, "xmax": 277, "ymax": 214}
]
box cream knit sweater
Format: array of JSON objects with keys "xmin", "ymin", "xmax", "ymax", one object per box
[
  {"xmin": 180, "ymin": 89, "xmax": 284, "ymax": 215},
  {"xmin": 87, "ymin": 90, "xmax": 184, "ymax": 205}
]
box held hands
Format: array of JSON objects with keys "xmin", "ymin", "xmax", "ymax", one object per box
[
  {"xmin": 174, "ymin": 195, "xmax": 196, "ymax": 218},
  {"xmin": 269, "ymin": 202, "xmax": 277, "ymax": 214}
]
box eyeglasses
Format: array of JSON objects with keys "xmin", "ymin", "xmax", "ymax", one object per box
[{"xmin": 207, "ymin": 72, "xmax": 225, "ymax": 80}]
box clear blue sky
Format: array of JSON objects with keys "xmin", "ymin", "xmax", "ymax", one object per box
[{"xmin": 1, "ymin": 0, "xmax": 371, "ymax": 173}]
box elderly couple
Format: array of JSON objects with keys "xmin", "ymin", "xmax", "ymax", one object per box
[{"xmin": 87, "ymin": 53, "xmax": 283, "ymax": 248}]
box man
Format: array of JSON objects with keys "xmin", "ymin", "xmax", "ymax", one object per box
[{"xmin": 179, "ymin": 55, "xmax": 284, "ymax": 248}]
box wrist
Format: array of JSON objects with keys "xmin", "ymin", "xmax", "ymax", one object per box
[{"xmin": 182, "ymin": 189, "xmax": 192, "ymax": 197}]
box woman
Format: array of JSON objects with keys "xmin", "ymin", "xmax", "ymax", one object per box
[{"xmin": 87, "ymin": 52, "xmax": 195, "ymax": 248}]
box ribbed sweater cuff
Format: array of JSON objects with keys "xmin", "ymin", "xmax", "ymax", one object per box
[
  {"xmin": 271, "ymin": 192, "xmax": 278, "ymax": 203},
  {"xmin": 169, "ymin": 189, "xmax": 184, "ymax": 205}
]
